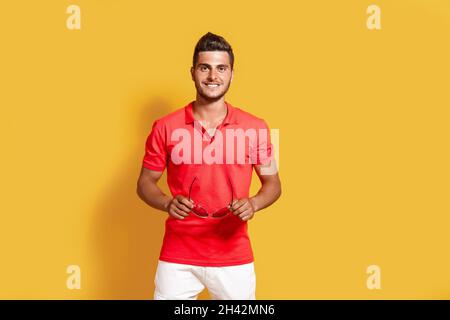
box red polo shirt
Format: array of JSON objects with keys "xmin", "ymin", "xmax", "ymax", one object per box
[{"xmin": 142, "ymin": 100, "xmax": 273, "ymax": 266}]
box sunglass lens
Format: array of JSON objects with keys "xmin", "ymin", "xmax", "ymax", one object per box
[
  {"xmin": 212, "ymin": 207, "xmax": 230, "ymax": 218},
  {"xmin": 193, "ymin": 205, "xmax": 208, "ymax": 217}
]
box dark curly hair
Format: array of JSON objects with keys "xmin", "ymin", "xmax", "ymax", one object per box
[{"xmin": 193, "ymin": 32, "xmax": 234, "ymax": 70}]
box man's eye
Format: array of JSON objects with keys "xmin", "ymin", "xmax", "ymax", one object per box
[
  {"xmin": 200, "ymin": 66, "xmax": 208, "ymax": 71},
  {"xmin": 218, "ymin": 67, "xmax": 226, "ymax": 72}
]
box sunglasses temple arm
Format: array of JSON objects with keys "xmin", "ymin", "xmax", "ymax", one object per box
[
  {"xmin": 188, "ymin": 176, "xmax": 196, "ymax": 200},
  {"xmin": 228, "ymin": 177, "xmax": 234, "ymax": 205}
]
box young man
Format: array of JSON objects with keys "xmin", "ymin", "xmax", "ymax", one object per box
[{"xmin": 136, "ymin": 32, "xmax": 281, "ymax": 300}]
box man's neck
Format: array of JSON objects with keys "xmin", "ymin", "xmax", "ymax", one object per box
[{"xmin": 192, "ymin": 96, "xmax": 228, "ymax": 125}]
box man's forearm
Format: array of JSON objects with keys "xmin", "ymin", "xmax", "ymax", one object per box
[
  {"xmin": 249, "ymin": 180, "xmax": 282, "ymax": 213},
  {"xmin": 137, "ymin": 182, "xmax": 172, "ymax": 213}
]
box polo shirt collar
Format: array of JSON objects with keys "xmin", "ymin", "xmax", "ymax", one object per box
[{"xmin": 185, "ymin": 100, "xmax": 238, "ymax": 125}]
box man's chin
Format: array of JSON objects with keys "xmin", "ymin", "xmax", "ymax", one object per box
[{"xmin": 198, "ymin": 91, "xmax": 226, "ymax": 101}]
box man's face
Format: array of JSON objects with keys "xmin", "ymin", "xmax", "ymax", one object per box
[{"xmin": 191, "ymin": 51, "xmax": 233, "ymax": 101}]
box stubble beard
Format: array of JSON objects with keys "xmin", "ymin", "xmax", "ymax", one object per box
[{"xmin": 196, "ymin": 80, "xmax": 232, "ymax": 102}]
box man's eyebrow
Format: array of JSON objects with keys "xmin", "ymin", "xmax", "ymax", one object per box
[{"xmin": 197, "ymin": 63, "xmax": 229, "ymax": 68}]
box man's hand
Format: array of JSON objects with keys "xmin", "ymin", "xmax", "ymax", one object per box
[
  {"xmin": 230, "ymin": 198, "xmax": 256, "ymax": 221},
  {"xmin": 167, "ymin": 195, "xmax": 194, "ymax": 220}
]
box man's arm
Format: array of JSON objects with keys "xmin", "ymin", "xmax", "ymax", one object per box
[
  {"xmin": 230, "ymin": 163, "xmax": 282, "ymax": 221},
  {"xmin": 136, "ymin": 167, "xmax": 171, "ymax": 212},
  {"xmin": 136, "ymin": 167, "xmax": 193, "ymax": 219},
  {"xmin": 249, "ymin": 163, "xmax": 282, "ymax": 213}
]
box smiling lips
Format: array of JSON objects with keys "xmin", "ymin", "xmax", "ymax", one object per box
[{"xmin": 204, "ymin": 83, "xmax": 220, "ymax": 88}]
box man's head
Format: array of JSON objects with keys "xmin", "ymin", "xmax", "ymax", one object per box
[{"xmin": 191, "ymin": 32, "xmax": 234, "ymax": 101}]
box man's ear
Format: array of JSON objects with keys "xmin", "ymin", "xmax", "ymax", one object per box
[
  {"xmin": 190, "ymin": 66, "xmax": 194, "ymax": 81},
  {"xmin": 230, "ymin": 69, "xmax": 233, "ymax": 82}
]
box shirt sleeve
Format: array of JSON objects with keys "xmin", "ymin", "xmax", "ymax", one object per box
[
  {"xmin": 142, "ymin": 120, "xmax": 167, "ymax": 171},
  {"xmin": 252, "ymin": 119, "xmax": 274, "ymax": 166}
]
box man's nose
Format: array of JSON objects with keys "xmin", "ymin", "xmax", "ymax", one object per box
[{"xmin": 207, "ymin": 69, "xmax": 218, "ymax": 81}]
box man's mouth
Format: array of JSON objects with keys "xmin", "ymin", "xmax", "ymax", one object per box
[{"xmin": 204, "ymin": 83, "xmax": 220, "ymax": 88}]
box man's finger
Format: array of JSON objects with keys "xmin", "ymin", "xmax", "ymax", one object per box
[
  {"xmin": 169, "ymin": 210, "xmax": 185, "ymax": 219},
  {"xmin": 239, "ymin": 213, "xmax": 249, "ymax": 221},
  {"xmin": 236, "ymin": 206, "xmax": 250, "ymax": 216},
  {"xmin": 178, "ymin": 197, "xmax": 194, "ymax": 209},
  {"xmin": 173, "ymin": 207, "xmax": 189, "ymax": 217},
  {"xmin": 231, "ymin": 199, "xmax": 246, "ymax": 211},
  {"xmin": 232, "ymin": 202, "xmax": 249, "ymax": 214},
  {"xmin": 239, "ymin": 210, "xmax": 254, "ymax": 221},
  {"xmin": 176, "ymin": 203, "xmax": 192, "ymax": 214}
]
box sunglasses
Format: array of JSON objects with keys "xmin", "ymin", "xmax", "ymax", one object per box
[{"xmin": 188, "ymin": 176, "xmax": 235, "ymax": 219}]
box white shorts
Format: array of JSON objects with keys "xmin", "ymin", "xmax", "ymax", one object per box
[{"xmin": 153, "ymin": 260, "xmax": 256, "ymax": 300}]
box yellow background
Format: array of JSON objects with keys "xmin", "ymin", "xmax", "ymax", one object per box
[{"xmin": 1, "ymin": 0, "xmax": 449, "ymax": 299}]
